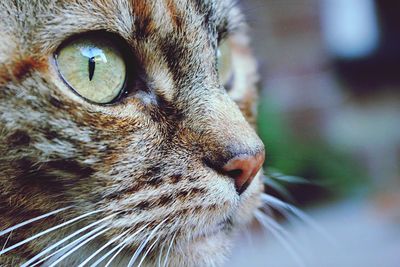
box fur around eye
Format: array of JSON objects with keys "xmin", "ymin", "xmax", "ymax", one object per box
[
  {"xmin": 55, "ymin": 35, "xmax": 127, "ymax": 104},
  {"xmin": 0, "ymin": 1, "xmax": 267, "ymax": 266}
]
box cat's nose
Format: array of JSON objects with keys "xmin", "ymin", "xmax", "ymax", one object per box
[{"xmin": 222, "ymin": 151, "xmax": 265, "ymax": 195}]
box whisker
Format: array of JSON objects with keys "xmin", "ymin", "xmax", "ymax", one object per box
[
  {"xmin": 158, "ymin": 218, "xmax": 181, "ymax": 267},
  {"xmin": 1, "ymin": 231, "xmax": 12, "ymax": 251},
  {"xmin": 0, "ymin": 206, "xmax": 73, "ymax": 237},
  {"xmin": 254, "ymin": 210, "xmax": 305, "ymax": 267},
  {"xmin": 77, "ymin": 229, "xmax": 130, "ymax": 266},
  {"xmin": 127, "ymin": 218, "xmax": 168, "ymax": 267},
  {"xmin": 263, "ymin": 175, "xmax": 294, "ymax": 202},
  {"xmin": 29, "ymin": 227, "xmax": 105, "ymax": 267},
  {"xmin": 127, "ymin": 236, "xmax": 149, "ymax": 266},
  {"xmin": 261, "ymin": 194, "xmax": 294, "ymax": 222},
  {"xmin": 30, "ymin": 224, "xmax": 111, "ymax": 267},
  {"xmin": 103, "ymin": 241, "xmax": 131, "ymax": 267},
  {"xmin": 48, "ymin": 225, "xmax": 112, "ymax": 267},
  {"xmin": 157, "ymin": 239, "xmax": 166, "ymax": 267},
  {"xmin": 0, "ymin": 209, "xmax": 103, "ymax": 256},
  {"xmin": 266, "ymin": 171, "xmax": 311, "ymax": 185},
  {"xmin": 22, "ymin": 212, "xmax": 118, "ymax": 267},
  {"xmin": 255, "ymin": 210, "xmax": 305, "ymax": 254},
  {"xmin": 137, "ymin": 232, "xmax": 162, "ymax": 267},
  {"xmin": 90, "ymin": 223, "xmax": 150, "ymax": 267},
  {"xmin": 261, "ymin": 193, "xmax": 334, "ymax": 243},
  {"xmin": 103, "ymin": 242, "xmax": 130, "ymax": 267},
  {"xmin": 162, "ymin": 232, "xmax": 177, "ymax": 267}
]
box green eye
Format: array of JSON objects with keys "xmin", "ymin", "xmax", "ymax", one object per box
[
  {"xmin": 217, "ymin": 41, "xmax": 233, "ymax": 88},
  {"xmin": 56, "ymin": 36, "xmax": 126, "ymax": 104}
]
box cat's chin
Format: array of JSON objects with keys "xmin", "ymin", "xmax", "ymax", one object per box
[
  {"xmin": 166, "ymin": 230, "xmax": 234, "ymax": 267},
  {"xmin": 164, "ymin": 182, "xmax": 264, "ymax": 267},
  {"xmin": 180, "ymin": 176, "xmax": 264, "ymax": 266}
]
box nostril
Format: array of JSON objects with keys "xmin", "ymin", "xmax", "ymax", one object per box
[
  {"xmin": 226, "ymin": 169, "xmax": 243, "ymax": 179},
  {"xmin": 222, "ymin": 151, "xmax": 265, "ymax": 195},
  {"xmin": 225, "ymin": 168, "xmax": 250, "ymax": 195}
]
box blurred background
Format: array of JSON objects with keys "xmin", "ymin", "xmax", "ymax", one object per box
[{"xmin": 227, "ymin": 1, "xmax": 400, "ymax": 266}]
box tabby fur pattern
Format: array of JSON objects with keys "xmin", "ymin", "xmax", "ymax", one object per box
[{"xmin": 0, "ymin": 0, "xmax": 264, "ymax": 266}]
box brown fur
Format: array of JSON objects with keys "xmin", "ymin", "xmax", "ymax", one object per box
[{"xmin": 0, "ymin": 0, "xmax": 264, "ymax": 266}]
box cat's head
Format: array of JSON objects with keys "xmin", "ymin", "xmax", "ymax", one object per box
[{"xmin": 0, "ymin": 0, "xmax": 264, "ymax": 265}]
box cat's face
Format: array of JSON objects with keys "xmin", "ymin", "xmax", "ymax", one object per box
[{"xmin": 0, "ymin": 0, "xmax": 264, "ymax": 266}]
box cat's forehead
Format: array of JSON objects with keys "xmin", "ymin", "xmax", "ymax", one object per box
[{"xmin": 1, "ymin": 0, "xmax": 243, "ymax": 53}]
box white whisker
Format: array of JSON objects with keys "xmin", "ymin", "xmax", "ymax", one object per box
[
  {"xmin": 255, "ymin": 210, "xmax": 305, "ymax": 254},
  {"xmin": 261, "ymin": 194, "xmax": 294, "ymax": 222},
  {"xmin": 254, "ymin": 210, "xmax": 305, "ymax": 267},
  {"xmin": 48, "ymin": 225, "xmax": 112, "ymax": 267},
  {"xmin": 266, "ymin": 171, "xmax": 311, "ymax": 184},
  {"xmin": 0, "ymin": 209, "xmax": 103, "ymax": 256},
  {"xmin": 91, "ymin": 223, "xmax": 150, "ymax": 267},
  {"xmin": 0, "ymin": 206, "xmax": 72, "ymax": 237},
  {"xmin": 22, "ymin": 212, "xmax": 118, "ymax": 267},
  {"xmin": 162, "ymin": 232, "xmax": 177, "ymax": 267},
  {"xmin": 30, "ymin": 224, "xmax": 110, "ymax": 267},
  {"xmin": 158, "ymin": 219, "xmax": 180, "ymax": 267},
  {"xmin": 127, "ymin": 218, "xmax": 168, "ymax": 267},
  {"xmin": 157, "ymin": 239, "xmax": 166, "ymax": 267},
  {"xmin": 263, "ymin": 176, "xmax": 294, "ymax": 201},
  {"xmin": 137, "ymin": 232, "xmax": 162, "ymax": 267},
  {"xmin": 261, "ymin": 193, "xmax": 334, "ymax": 243},
  {"xmin": 77, "ymin": 229, "xmax": 130, "ymax": 266},
  {"xmin": 103, "ymin": 240, "xmax": 131, "ymax": 267},
  {"xmin": 1, "ymin": 232, "xmax": 13, "ymax": 250},
  {"xmin": 2, "ymin": 231, "xmax": 12, "ymax": 251}
]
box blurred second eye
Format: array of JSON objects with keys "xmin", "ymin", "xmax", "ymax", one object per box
[{"xmin": 217, "ymin": 40, "xmax": 234, "ymax": 89}]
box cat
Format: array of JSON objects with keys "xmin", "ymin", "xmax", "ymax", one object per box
[{"xmin": 0, "ymin": 0, "xmax": 265, "ymax": 266}]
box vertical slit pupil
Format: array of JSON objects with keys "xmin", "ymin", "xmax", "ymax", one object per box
[{"xmin": 88, "ymin": 57, "xmax": 96, "ymax": 81}]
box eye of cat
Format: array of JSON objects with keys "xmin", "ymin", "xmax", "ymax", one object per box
[
  {"xmin": 217, "ymin": 41, "xmax": 234, "ymax": 90},
  {"xmin": 55, "ymin": 35, "xmax": 127, "ymax": 104}
]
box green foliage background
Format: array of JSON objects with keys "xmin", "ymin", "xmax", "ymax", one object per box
[{"xmin": 257, "ymin": 97, "xmax": 367, "ymax": 206}]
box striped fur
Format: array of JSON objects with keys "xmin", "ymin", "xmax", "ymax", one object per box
[{"xmin": 0, "ymin": 1, "xmax": 263, "ymax": 266}]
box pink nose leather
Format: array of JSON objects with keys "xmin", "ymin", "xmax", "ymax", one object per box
[{"xmin": 222, "ymin": 151, "xmax": 265, "ymax": 195}]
